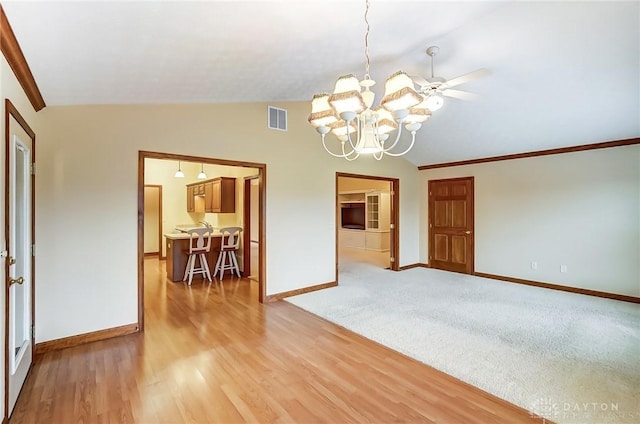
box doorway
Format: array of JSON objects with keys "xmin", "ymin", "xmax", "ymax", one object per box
[
  {"xmin": 4, "ymin": 100, "xmax": 36, "ymax": 419},
  {"xmin": 137, "ymin": 151, "xmax": 266, "ymax": 331},
  {"xmin": 428, "ymin": 177, "xmax": 475, "ymax": 274},
  {"xmin": 336, "ymin": 173, "xmax": 400, "ymax": 281}
]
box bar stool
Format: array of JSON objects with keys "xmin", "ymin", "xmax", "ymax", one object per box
[
  {"xmin": 214, "ymin": 227, "xmax": 243, "ymax": 279},
  {"xmin": 183, "ymin": 227, "xmax": 213, "ymax": 285}
]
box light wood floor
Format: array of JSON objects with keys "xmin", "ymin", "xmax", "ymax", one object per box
[{"xmin": 10, "ymin": 258, "xmax": 544, "ymax": 423}]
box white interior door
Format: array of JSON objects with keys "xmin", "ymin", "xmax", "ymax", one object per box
[{"xmin": 7, "ymin": 133, "xmax": 33, "ymax": 415}]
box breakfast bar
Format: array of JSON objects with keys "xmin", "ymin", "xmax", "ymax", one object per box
[{"xmin": 164, "ymin": 232, "xmax": 224, "ymax": 282}]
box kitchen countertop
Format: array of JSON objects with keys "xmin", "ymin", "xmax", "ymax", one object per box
[{"xmin": 164, "ymin": 231, "xmax": 224, "ymax": 240}]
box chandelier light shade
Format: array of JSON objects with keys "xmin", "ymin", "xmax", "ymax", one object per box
[
  {"xmin": 406, "ymin": 98, "xmax": 433, "ymax": 124},
  {"xmin": 308, "ymin": 93, "xmax": 340, "ymax": 128},
  {"xmin": 373, "ymin": 106, "xmax": 398, "ymax": 134},
  {"xmin": 379, "ymin": 71, "xmax": 423, "ymax": 112},
  {"xmin": 197, "ymin": 163, "xmax": 207, "ymax": 179},
  {"xmin": 331, "ymin": 120, "xmax": 357, "ymax": 139},
  {"xmin": 174, "ymin": 161, "xmax": 185, "ymax": 178},
  {"xmin": 307, "ymin": 0, "xmax": 431, "ymax": 161},
  {"xmin": 329, "ymin": 74, "xmax": 367, "ymax": 115}
]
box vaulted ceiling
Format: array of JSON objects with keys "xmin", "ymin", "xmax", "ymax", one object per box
[{"xmin": 2, "ymin": 1, "xmax": 638, "ymax": 166}]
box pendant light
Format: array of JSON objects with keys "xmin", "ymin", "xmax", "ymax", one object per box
[
  {"xmin": 174, "ymin": 161, "xmax": 185, "ymax": 178},
  {"xmin": 197, "ymin": 163, "xmax": 207, "ymax": 179}
]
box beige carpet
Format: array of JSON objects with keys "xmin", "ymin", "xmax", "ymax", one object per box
[{"xmin": 287, "ymin": 259, "xmax": 640, "ymax": 424}]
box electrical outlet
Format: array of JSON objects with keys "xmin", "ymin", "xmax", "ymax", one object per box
[
  {"xmin": 531, "ymin": 261, "xmax": 537, "ymax": 270},
  {"xmin": 560, "ymin": 265, "xmax": 568, "ymax": 273}
]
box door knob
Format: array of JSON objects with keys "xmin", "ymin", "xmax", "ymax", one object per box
[
  {"xmin": 8, "ymin": 256, "xmax": 16, "ymax": 265},
  {"xmin": 464, "ymin": 230, "xmax": 471, "ymax": 234},
  {"xmin": 9, "ymin": 277, "xmax": 24, "ymax": 286}
]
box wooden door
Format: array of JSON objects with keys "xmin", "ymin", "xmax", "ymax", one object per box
[{"xmin": 428, "ymin": 177, "xmax": 474, "ymax": 274}]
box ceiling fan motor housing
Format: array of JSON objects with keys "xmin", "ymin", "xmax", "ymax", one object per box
[{"xmin": 426, "ymin": 46, "xmax": 440, "ymax": 57}]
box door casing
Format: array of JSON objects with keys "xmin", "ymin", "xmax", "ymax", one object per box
[
  {"xmin": 335, "ymin": 172, "xmax": 400, "ymax": 280},
  {"xmin": 137, "ymin": 151, "xmax": 267, "ymax": 332}
]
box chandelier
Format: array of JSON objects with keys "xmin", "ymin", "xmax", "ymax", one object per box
[{"xmin": 308, "ymin": 0, "xmax": 431, "ymax": 161}]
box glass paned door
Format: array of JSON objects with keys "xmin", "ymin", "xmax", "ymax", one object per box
[{"xmin": 8, "ymin": 133, "xmax": 33, "ymax": 415}]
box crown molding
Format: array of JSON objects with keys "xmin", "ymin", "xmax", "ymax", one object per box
[
  {"xmin": 418, "ymin": 138, "xmax": 640, "ymax": 170},
  {"xmin": 0, "ymin": 5, "xmax": 46, "ymax": 111}
]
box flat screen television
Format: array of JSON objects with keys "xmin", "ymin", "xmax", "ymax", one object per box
[{"xmin": 341, "ymin": 204, "xmax": 365, "ymax": 230}]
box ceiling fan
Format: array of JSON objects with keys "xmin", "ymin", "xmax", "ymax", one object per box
[{"xmin": 412, "ymin": 46, "xmax": 490, "ymax": 111}]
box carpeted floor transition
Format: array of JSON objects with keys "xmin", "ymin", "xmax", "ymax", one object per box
[{"xmin": 286, "ymin": 259, "xmax": 640, "ymax": 424}]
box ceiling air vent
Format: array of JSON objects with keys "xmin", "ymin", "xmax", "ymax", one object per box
[{"xmin": 268, "ymin": 106, "xmax": 287, "ymax": 131}]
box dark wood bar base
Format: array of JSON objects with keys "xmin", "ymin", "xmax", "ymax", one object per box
[{"xmin": 165, "ymin": 236, "xmax": 223, "ymax": 282}]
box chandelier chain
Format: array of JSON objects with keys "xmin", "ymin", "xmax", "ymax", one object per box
[{"xmin": 363, "ymin": 0, "xmax": 371, "ymax": 80}]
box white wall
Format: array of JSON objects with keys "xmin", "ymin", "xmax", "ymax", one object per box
[
  {"xmin": 35, "ymin": 102, "xmax": 421, "ymax": 343},
  {"xmin": 1, "ymin": 54, "xmax": 41, "ymax": 421},
  {"xmin": 420, "ymin": 145, "xmax": 640, "ymax": 297}
]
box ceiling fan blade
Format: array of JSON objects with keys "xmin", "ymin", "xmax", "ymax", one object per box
[
  {"xmin": 442, "ymin": 89, "xmax": 478, "ymax": 101},
  {"xmin": 411, "ymin": 75, "xmax": 430, "ymax": 88},
  {"xmin": 441, "ymin": 68, "xmax": 490, "ymax": 89}
]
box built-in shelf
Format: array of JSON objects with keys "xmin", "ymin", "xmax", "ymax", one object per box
[{"xmin": 338, "ymin": 190, "xmax": 390, "ymax": 252}]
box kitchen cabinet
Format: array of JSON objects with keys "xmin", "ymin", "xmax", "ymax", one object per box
[
  {"xmin": 186, "ymin": 185, "xmax": 195, "ymax": 212},
  {"xmin": 204, "ymin": 181, "xmax": 214, "ymax": 212},
  {"xmin": 187, "ymin": 177, "xmax": 236, "ymax": 213},
  {"xmin": 210, "ymin": 177, "xmax": 236, "ymax": 213}
]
